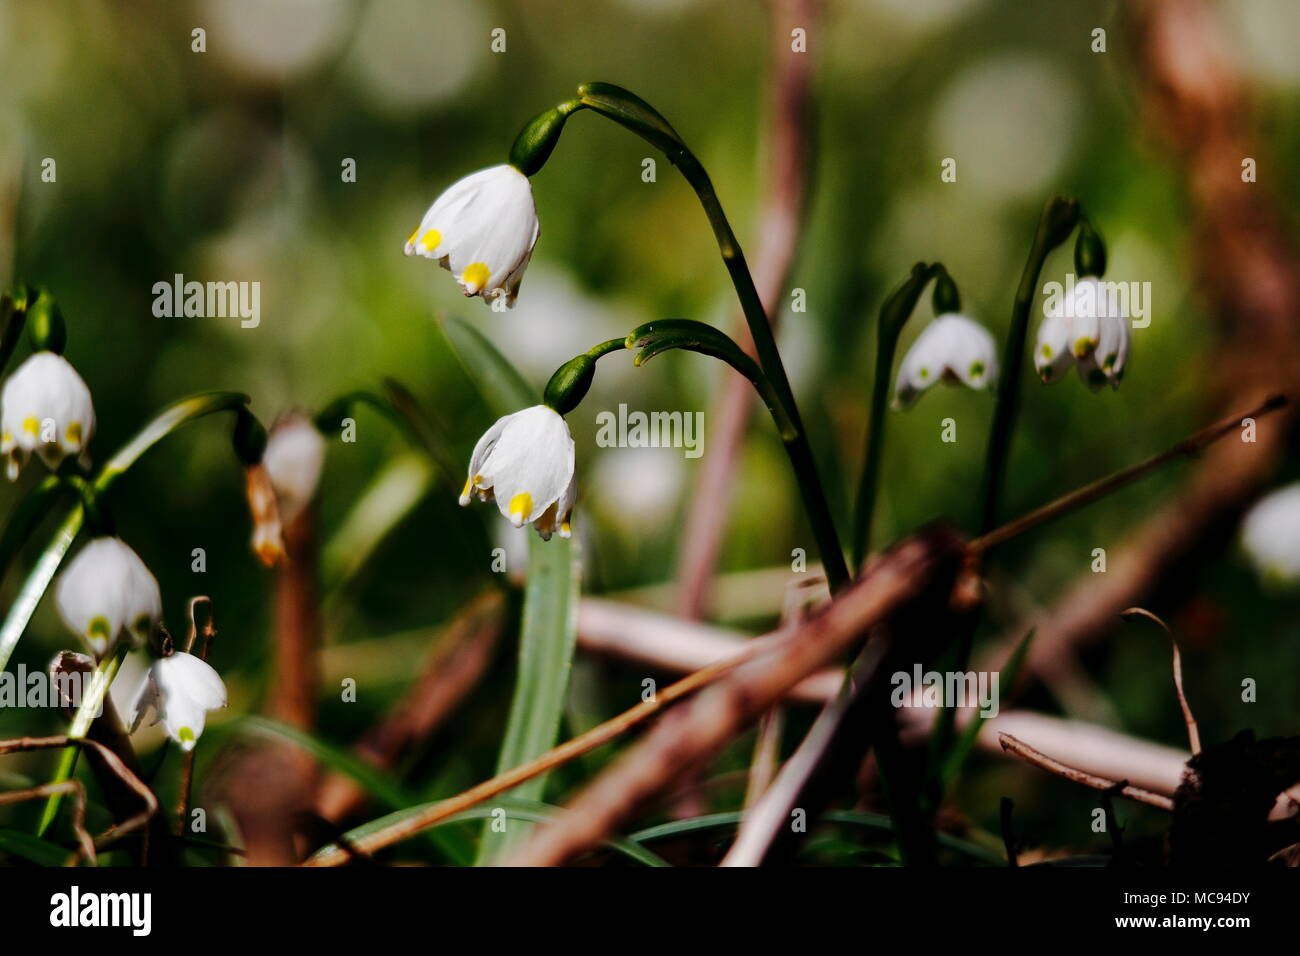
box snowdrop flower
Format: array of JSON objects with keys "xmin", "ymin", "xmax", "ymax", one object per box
[
  {"xmin": 404, "ymin": 164, "xmax": 540, "ymax": 307},
  {"xmin": 460, "ymin": 404, "xmax": 576, "ymax": 540},
  {"xmin": 1241, "ymin": 482, "xmax": 1300, "ymax": 585},
  {"xmin": 1, "ymin": 351, "xmax": 95, "ymax": 481},
  {"xmin": 1034, "ymin": 276, "xmax": 1130, "ymax": 390},
  {"xmin": 262, "ymin": 413, "xmax": 326, "ymax": 525},
  {"xmin": 56, "ymin": 537, "xmax": 161, "ymax": 655},
  {"xmin": 894, "ymin": 314, "xmax": 998, "ymax": 408},
  {"xmin": 130, "ymin": 651, "xmax": 227, "ymax": 752}
]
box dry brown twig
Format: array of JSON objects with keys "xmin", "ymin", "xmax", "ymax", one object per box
[
  {"xmin": 1120, "ymin": 607, "xmax": 1201, "ymax": 755},
  {"xmin": 0, "ymin": 735, "xmax": 159, "ymax": 865},
  {"xmin": 997, "ymin": 731, "xmax": 1175, "ymax": 811}
]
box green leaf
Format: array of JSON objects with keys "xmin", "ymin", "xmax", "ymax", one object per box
[
  {"xmin": 240, "ymin": 716, "xmax": 472, "ymax": 866},
  {"xmin": 440, "ymin": 316, "xmax": 536, "ymax": 416},
  {"xmin": 628, "ymin": 810, "xmax": 1004, "ymax": 864},
  {"xmin": 0, "ymin": 391, "xmax": 249, "ymax": 675},
  {"xmin": 0, "ymin": 476, "xmax": 65, "ymax": 589},
  {"xmin": 0, "ymin": 827, "xmax": 70, "ymax": 866},
  {"xmin": 435, "ymin": 313, "xmax": 583, "ymax": 865},
  {"xmin": 940, "ymin": 627, "xmax": 1037, "ymax": 790},
  {"xmin": 313, "ymin": 796, "xmax": 667, "ymax": 868},
  {"xmin": 475, "ymin": 534, "xmax": 580, "ymax": 864}
]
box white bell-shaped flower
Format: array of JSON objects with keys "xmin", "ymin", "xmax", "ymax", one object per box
[
  {"xmin": 894, "ymin": 314, "xmax": 998, "ymax": 409},
  {"xmin": 1, "ymin": 351, "xmax": 95, "ymax": 481},
  {"xmin": 1035, "ymin": 276, "xmax": 1130, "ymax": 390},
  {"xmin": 404, "ymin": 164, "xmax": 540, "ymax": 307},
  {"xmin": 130, "ymin": 651, "xmax": 228, "ymax": 752},
  {"xmin": 262, "ymin": 413, "xmax": 326, "ymax": 525},
  {"xmin": 55, "ymin": 537, "xmax": 162, "ymax": 654},
  {"xmin": 460, "ymin": 404, "xmax": 576, "ymax": 540},
  {"xmin": 1241, "ymin": 482, "xmax": 1300, "ymax": 585}
]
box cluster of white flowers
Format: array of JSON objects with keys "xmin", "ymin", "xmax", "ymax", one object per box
[
  {"xmin": 55, "ymin": 536, "xmax": 228, "ymax": 752},
  {"xmin": 1, "ymin": 352, "xmax": 95, "ymax": 481},
  {"xmin": 1034, "ymin": 276, "xmax": 1130, "ymax": 390},
  {"xmin": 894, "ymin": 314, "xmax": 998, "ymax": 408}
]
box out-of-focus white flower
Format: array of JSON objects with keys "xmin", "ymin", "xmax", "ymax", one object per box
[
  {"xmin": 263, "ymin": 413, "xmax": 326, "ymax": 525},
  {"xmin": 1241, "ymin": 482, "xmax": 1300, "ymax": 584},
  {"xmin": 1, "ymin": 352, "xmax": 95, "ymax": 481},
  {"xmin": 460, "ymin": 405, "xmax": 575, "ymax": 540},
  {"xmin": 1035, "ymin": 276, "xmax": 1130, "ymax": 390},
  {"xmin": 404, "ymin": 164, "xmax": 539, "ymax": 307},
  {"xmin": 130, "ymin": 651, "xmax": 228, "ymax": 752},
  {"xmin": 56, "ymin": 537, "xmax": 161, "ymax": 655},
  {"xmin": 894, "ymin": 314, "xmax": 998, "ymax": 408}
]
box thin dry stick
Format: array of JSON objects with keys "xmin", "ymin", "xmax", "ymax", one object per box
[
  {"xmin": 997, "ymin": 731, "xmax": 1174, "ymax": 811},
  {"xmin": 506, "ymin": 529, "xmax": 962, "ymax": 867},
  {"xmin": 675, "ymin": 0, "xmax": 819, "ymax": 619},
  {"xmin": 1121, "ymin": 607, "xmax": 1201, "ymax": 755},
  {"xmin": 303, "ymin": 642, "xmax": 775, "ymax": 866},
  {"xmin": 0, "ymin": 780, "xmax": 93, "ymax": 865},
  {"xmin": 0, "ymin": 735, "xmax": 160, "ymax": 864},
  {"xmin": 176, "ymin": 596, "xmax": 216, "ymax": 832},
  {"xmin": 969, "ymin": 394, "xmax": 1287, "ymax": 555}
]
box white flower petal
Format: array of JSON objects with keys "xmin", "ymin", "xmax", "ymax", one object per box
[
  {"xmin": 1241, "ymin": 483, "xmax": 1300, "ymax": 584},
  {"xmin": 1, "ymin": 352, "xmax": 95, "ymax": 479},
  {"xmin": 56, "ymin": 537, "xmax": 160, "ymax": 650},
  {"xmin": 462, "ymin": 405, "xmax": 575, "ymax": 534},
  {"xmin": 404, "ymin": 165, "xmax": 539, "ymax": 307},
  {"xmin": 263, "ymin": 414, "xmax": 327, "ymax": 524},
  {"xmin": 894, "ymin": 314, "xmax": 998, "ymax": 407},
  {"xmin": 1034, "ymin": 312, "xmax": 1074, "ymax": 382},
  {"xmin": 144, "ymin": 652, "xmax": 228, "ymax": 751}
]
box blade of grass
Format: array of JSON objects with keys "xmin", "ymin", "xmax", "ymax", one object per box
[
  {"xmin": 435, "ymin": 314, "xmax": 582, "ymax": 864},
  {"xmin": 314, "ymin": 795, "xmax": 667, "ymax": 868},
  {"xmin": 0, "ymin": 827, "xmax": 71, "ymax": 866},
  {"xmin": 241, "ymin": 716, "xmax": 472, "ymax": 865},
  {"xmin": 938, "ymin": 628, "xmax": 1036, "ymax": 790},
  {"xmin": 630, "ymin": 809, "xmax": 1004, "ymax": 865}
]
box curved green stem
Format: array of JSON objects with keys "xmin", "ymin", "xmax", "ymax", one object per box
[
  {"xmin": 571, "ymin": 85, "xmax": 848, "ymax": 591},
  {"xmin": 977, "ymin": 196, "xmax": 1079, "ymax": 536}
]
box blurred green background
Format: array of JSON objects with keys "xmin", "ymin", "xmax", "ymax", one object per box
[{"xmin": 1, "ymin": 0, "xmax": 1298, "ymax": 861}]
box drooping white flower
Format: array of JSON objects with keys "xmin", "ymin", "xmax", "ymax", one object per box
[
  {"xmin": 460, "ymin": 404, "xmax": 575, "ymax": 540},
  {"xmin": 1241, "ymin": 482, "xmax": 1300, "ymax": 585},
  {"xmin": 262, "ymin": 413, "xmax": 326, "ymax": 525},
  {"xmin": 129, "ymin": 651, "xmax": 227, "ymax": 752},
  {"xmin": 1, "ymin": 351, "xmax": 95, "ymax": 481},
  {"xmin": 404, "ymin": 164, "xmax": 540, "ymax": 307},
  {"xmin": 1034, "ymin": 276, "xmax": 1130, "ymax": 390},
  {"xmin": 55, "ymin": 537, "xmax": 162, "ymax": 655},
  {"xmin": 894, "ymin": 314, "xmax": 998, "ymax": 409}
]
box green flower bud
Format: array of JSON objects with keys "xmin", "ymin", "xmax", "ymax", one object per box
[
  {"xmin": 1074, "ymin": 219, "xmax": 1107, "ymax": 278},
  {"xmin": 509, "ymin": 100, "xmax": 582, "ymax": 177},
  {"xmin": 932, "ymin": 268, "xmax": 961, "ymax": 315},
  {"xmin": 26, "ymin": 288, "xmax": 66, "ymax": 355},
  {"xmin": 543, "ymin": 354, "xmax": 596, "ymax": 415}
]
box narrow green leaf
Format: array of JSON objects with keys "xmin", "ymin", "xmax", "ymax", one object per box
[
  {"xmin": 475, "ymin": 534, "xmax": 580, "ymax": 864},
  {"xmin": 440, "ymin": 316, "xmax": 536, "ymax": 415},
  {"xmin": 240, "ymin": 716, "xmax": 472, "ymax": 866},
  {"xmin": 313, "ymin": 796, "xmax": 667, "ymax": 868},
  {"xmin": 0, "ymin": 476, "xmax": 64, "ymax": 583},
  {"xmin": 0, "ymin": 827, "xmax": 70, "ymax": 866},
  {"xmin": 940, "ymin": 627, "xmax": 1037, "ymax": 790}
]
